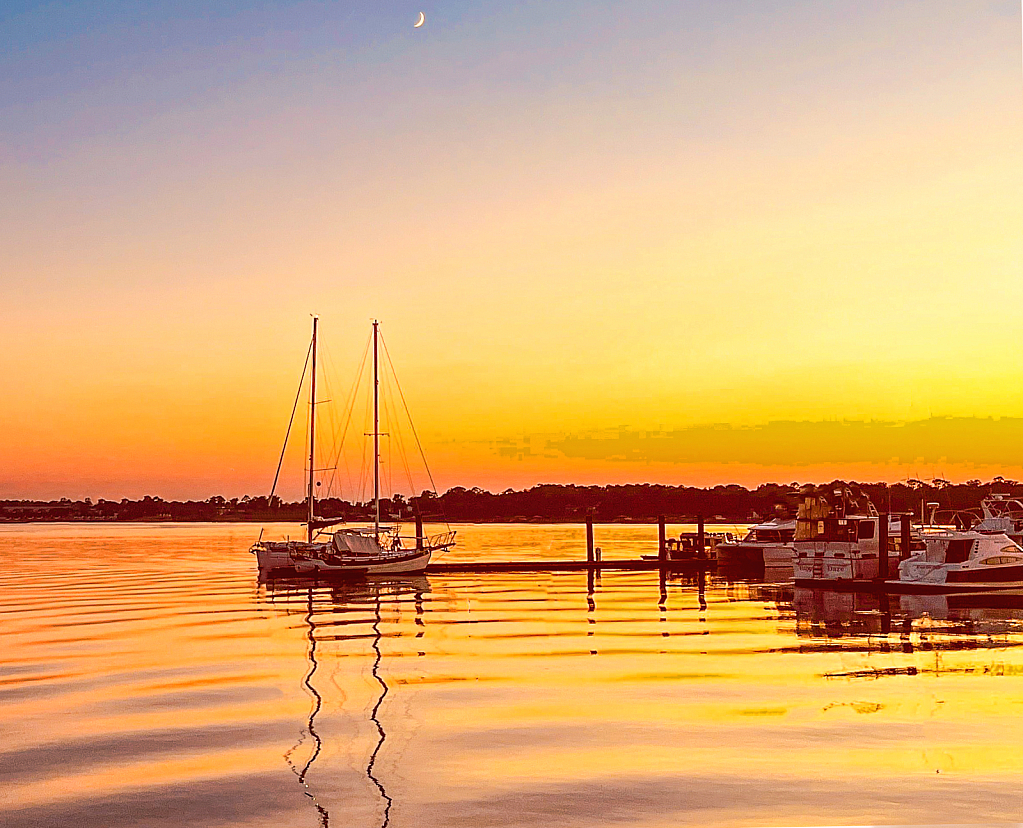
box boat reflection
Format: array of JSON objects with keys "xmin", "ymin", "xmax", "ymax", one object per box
[
  {"xmin": 261, "ymin": 575, "xmax": 430, "ymax": 828},
  {"xmin": 738, "ymin": 584, "xmax": 1023, "ymax": 658},
  {"xmin": 716, "ymin": 558, "xmax": 1023, "ymax": 643},
  {"xmin": 282, "ymin": 587, "xmax": 329, "ymax": 826},
  {"xmin": 716, "ymin": 557, "xmax": 793, "ymax": 585},
  {"xmin": 366, "ymin": 584, "xmax": 393, "ymax": 828}
]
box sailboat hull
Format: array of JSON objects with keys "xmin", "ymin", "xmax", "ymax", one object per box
[
  {"xmin": 295, "ymin": 549, "xmax": 433, "ymax": 575},
  {"xmin": 255, "ymin": 545, "xmax": 291, "ymax": 571},
  {"xmin": 254, "ymin": 541, "xmax": 329, "ymax": 572}
]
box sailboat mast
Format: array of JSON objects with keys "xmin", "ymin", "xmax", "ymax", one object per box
[
  {"xmin": 373, "ymin": 319, "xmax": 380, "ymax": 538},
  {"xmin": 307, "ymin": 316, "xmax": 318, "ymax": 543}
]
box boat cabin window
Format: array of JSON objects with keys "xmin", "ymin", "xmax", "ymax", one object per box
[
  {"xmin": 753, "ymin": 528, "xmax": 794, "ymax": 542},
  {"xmin": 796, "ymin": 518, "xmax": 859, "ymax": 542},
  {"xmin": 857, "ymin": 521, "xmax": 875, "ymax": 540},
  {"xmin": 944, "ymin": 539, "xmax": 974, "ymax": 564}
]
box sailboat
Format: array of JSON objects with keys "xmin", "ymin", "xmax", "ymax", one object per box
[{"xmin": 253, "ymin": 318, "xmax": 456, "ymax": 575}]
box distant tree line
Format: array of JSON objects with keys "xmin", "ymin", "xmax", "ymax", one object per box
[{"xmin": 2, "ymin": 477, "xmax": 1021, "ymax": 523}]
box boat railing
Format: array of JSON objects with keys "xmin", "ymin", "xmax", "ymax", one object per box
[
  {"xmin": 392, "ymin": 530, "xmax": 457, "ymax": 549},
  {"xmin": 428, "ymin": 530, "xmax": 457, "ymax": 548}
]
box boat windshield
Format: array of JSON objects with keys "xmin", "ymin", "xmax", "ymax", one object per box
[
  {"xmin": 750, "ymin": 527, "xmax": 795, "ymax": 543},
  {"xmin": 944, "ymin": 538, "xmax": 974, "ymax": 564}
]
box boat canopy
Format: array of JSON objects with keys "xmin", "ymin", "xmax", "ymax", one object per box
[{"xmin": 333, "ymin": 532, "xmax": 394, "ymax": 556}]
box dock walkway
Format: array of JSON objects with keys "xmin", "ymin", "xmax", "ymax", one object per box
[{"xmin": 425, "ymin": 558, "xmax": 709, "ymax": 573}]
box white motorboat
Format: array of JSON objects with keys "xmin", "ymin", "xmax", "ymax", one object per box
[
  {"xmin": 716, "ymin": 518, "xmax": 795, "ymax": 569},
  {"xmin": 792, "ymin": 485, "xmax": 916, "ymax": 583},
  {"xmin": 253, "ymin": 318, "xmax": 455, "ymax": 575},
  {"xmin": 895, "ymin": 530, "xmax": 1023, "ymax": 590}
]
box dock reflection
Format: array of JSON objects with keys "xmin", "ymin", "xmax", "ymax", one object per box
[{"xmin": 261, "ymin": 575, "xmax": 430, "ymax": 828}]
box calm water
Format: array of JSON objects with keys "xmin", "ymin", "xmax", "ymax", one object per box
[{"xmin": 2, "ymin": 522, "xmax": 1023, "ymax": 828}]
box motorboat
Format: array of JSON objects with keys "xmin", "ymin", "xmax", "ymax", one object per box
[
  {"xmin": 895, "ymin": 530, "xmax": 1023, "ymax": 591},
  {"xmin": 641, "ymin": 529, "xmax": 735, "ymax": 562},
  {"xmin": 669, "ymin": 530, "xmax": 734, "ymax": 559},
  {"xmin": 792, "ymin": 485, "xmax": 916, "ymax": 583},
  {"xmin": 253, "ymin": 318, "xmax": 455, "ymax": 575},
  {"xmin": 715, "ymin": 518, "xmax": 795, "ymax": 569}
]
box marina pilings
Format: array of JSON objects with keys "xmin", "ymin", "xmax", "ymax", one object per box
[
  {"xmin": 877, "ymin": 513, "xmax": 889, "ymax": 581},
  {"xmin": 697, "ymin": 514, "xmax": 705, "ymax": 559},
  {"xmin": 658, "ymin": 515, "xmax": 667, "ymax": 563},
  {"xmin": 586, "ymin": 510, "xmax": 595, "ymax": 563},
  {"xmin": 900, "ymin": 513, "xmax": 912, "ymax": 561}
]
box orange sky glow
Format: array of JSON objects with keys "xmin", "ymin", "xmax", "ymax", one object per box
[{"xmin": 1, "ymin": 1, "xmax": 1021, "ymax": 499}]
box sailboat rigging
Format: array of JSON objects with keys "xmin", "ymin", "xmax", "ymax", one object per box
[{"xmin": 252, "ymin": 318, "xmax": 455, "ymax": 575}]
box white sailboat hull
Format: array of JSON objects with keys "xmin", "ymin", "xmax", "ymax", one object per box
[
  {"xmin": 255, "ymin": 545, "xmax": 292, "ymax": 571},
  {"xmin": 254, "ymin": 541, "xmax": 330, "ymax": 572},
  {"xmin": 295, "ymin": 549, "xmax": 433, "ymax": 575}
]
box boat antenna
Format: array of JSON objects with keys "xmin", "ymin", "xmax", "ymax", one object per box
[
  {"xmin": 308, "ymin": 316, "xmax": 318, "ymax": 543},
  {"xmin": 373, "ymin": 319, "xmax": 380, "ymax": 540}
]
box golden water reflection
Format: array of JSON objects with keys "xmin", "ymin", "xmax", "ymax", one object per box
[{"xmin": 2, "ymin": 523, "xmax": 1023, "ymax": 826}]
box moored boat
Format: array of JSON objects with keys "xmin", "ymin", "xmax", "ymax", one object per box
[
  {"xmin": 252, "ymin": 318, "xmax": 455, "ymax": 576},
  {"xmin": 716, "ymin": 517, "xmax": 796, "ymax": 570},
  {"xmin": 894, "ymin": 530, "xmax": 1023, "ymax": 591},
  {"xmin": 792, "ymin": 485, "xmax": 914, "ymax": 583},
  {"xmin": 289, "ymin": 524, "xmax": 457, "ymax": 575}
]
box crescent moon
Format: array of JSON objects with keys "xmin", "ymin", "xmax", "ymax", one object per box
[{"xmin": 414, "ymin": 11, "xmax": 425, "ymax": 28}]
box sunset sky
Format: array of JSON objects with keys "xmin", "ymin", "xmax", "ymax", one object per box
[{"xmin": 2, "ymin": 1, "xmax": 1022, "ymax": 500}]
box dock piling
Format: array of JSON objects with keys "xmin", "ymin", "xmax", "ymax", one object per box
[
  {"xmin": 586, "ymin": 510, "xmax": 595, "ymax": 563},
  {"xmin": 658, "ymin": 515, "xmax": 667, "ymax": 564},
  {"xmin": 900, "ymin": 513, "xmax": 912, "ymax": 562},
  {"xmin": 697, "ymin": 514, "xmax": 705, "ymax": 559},
  {"xmin": 877, "ymin": 512, "xmax": 889, "ymax": 581}
]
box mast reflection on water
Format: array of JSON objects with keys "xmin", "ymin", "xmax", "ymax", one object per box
[{"xmin": 262, "ymin": 576, "xmax": 430, "ymax": 828}]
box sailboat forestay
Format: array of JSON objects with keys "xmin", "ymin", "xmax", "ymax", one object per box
[{"xmin": 252, "ymin": 318, "xmax": 455, "ymax": 575}]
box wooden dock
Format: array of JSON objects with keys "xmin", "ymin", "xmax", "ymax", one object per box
[
  {"xmin": 421, "ymin": 511, "xmax": 716, "ymax": 574},
  {"xmin": 425, "ymin": 558, "xmax": 711, "ymax": 574}
]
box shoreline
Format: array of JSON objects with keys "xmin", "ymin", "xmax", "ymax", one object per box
[{"xmin": 0, "ymin": 516, "xmax": 745, "ymax": 526}]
